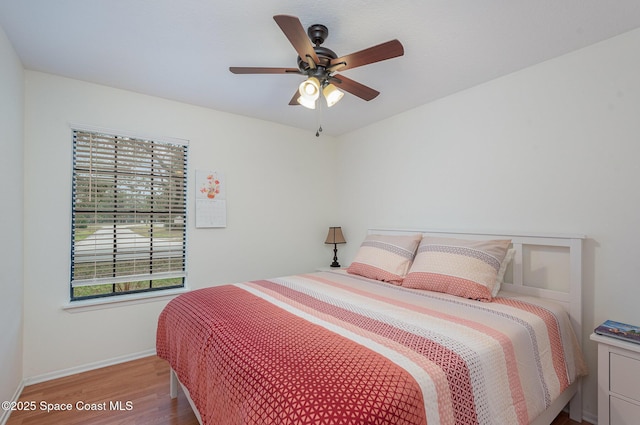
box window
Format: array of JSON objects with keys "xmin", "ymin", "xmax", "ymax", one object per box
[{"xmin": 70, "ymin": 128, "xmax": 188, "ymax": 300}]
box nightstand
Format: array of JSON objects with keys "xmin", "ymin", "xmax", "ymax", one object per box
[{"xmin": 591, "ymin": 332, "xmax": 640, "ymax": 425}]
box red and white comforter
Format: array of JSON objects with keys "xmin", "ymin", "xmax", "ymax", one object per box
[{"xmin": 156, "ymin": 270, "xmax": 586, "ymax": 425}]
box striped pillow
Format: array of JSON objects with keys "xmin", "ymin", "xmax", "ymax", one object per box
[
  {"xmin": 402, "ymin": 236, "xmax": 511, "ymax": 301},
  {"xmin": 346, "ymin": 234, "xmax": 422, "ymax": 285}
]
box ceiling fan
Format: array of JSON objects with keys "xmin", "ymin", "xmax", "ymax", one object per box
[{"xmin": 229, "ymin": 15, "xmax": 404, "ymax": 111}]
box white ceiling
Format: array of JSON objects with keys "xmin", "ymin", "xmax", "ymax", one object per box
[{"xmin": 2, "ymin": 0, "xmax": 640, "ymax": 136}]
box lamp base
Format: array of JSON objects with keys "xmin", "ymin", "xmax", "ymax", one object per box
[{"xmin": 330, "ymin": 244, "xmax": 340, "ymax": 268}]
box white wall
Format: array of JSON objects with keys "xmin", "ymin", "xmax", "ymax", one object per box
[
  {"xmin": 0, "ymin": 25, "xmax": 24, "ymax": 418},
  {"xmin": 22, "ymin": 71, "xmax": 338, "ymax": 379},
  {"xmin": 336, "ymin": 27, "xmax": 640, "ymax": 421}
]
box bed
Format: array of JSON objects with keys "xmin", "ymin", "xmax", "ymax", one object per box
[{"xmin": 156, "ymin": 229, "xmax": 587, "ymax": 425}]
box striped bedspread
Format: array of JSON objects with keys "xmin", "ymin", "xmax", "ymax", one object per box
[{"xmin": 156, "ymin": 270, "xmax": 586, "ymax": 425}]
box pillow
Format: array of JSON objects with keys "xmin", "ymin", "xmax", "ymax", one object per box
[
  {"xmin": 492, "ymin": 248, "xmax": 516, "ymax": 297},
  {"xmin": 402, "ymin": 236, "xmax": 511, "ymax": 301},
  {"xmin": 346, "ymin": 233, "xmax": 422, "ymax": 284}
]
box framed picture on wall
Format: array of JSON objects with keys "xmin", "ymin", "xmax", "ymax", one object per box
[{"xmin": 195, "ymin": 169, "xmax": 226, "ymax": 228}]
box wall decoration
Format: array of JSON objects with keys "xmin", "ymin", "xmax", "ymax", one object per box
[{"xmin": 195, "ymin": 170, "xmax": 226, "ymax": 228}]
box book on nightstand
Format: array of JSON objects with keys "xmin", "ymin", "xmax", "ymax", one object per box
[{"xmin": 595, "ymin": 320, "xmax": 640, "ymax": 345}]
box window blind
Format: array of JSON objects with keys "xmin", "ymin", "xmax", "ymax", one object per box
[{"xmin": 71, "ymin": 129, "xmax": 188, "ymax": 300}]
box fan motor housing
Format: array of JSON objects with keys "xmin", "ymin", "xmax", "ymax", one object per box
[
  {"xmin": 297, "ymin": 24, "xmax": 337, "ymax": 72},
  {"xmin": 297, "ymin": 46, "xmax": 337, "ymax": 71}
]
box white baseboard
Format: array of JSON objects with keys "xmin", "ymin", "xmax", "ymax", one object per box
[
  {"xmin": 0, "ymin": 380, "xmax": 25, "ymax": 425},
  {"xmin": 583, "ymin": 410, "xmax": 598, "ymax": 425},
  {"xmin": 23, "ymin": 349, "xmax": 156, "ymax": 386}
]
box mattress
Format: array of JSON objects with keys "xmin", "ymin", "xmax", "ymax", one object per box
[{"xmin": 156, "ymin": 270, "xmax": 586, "ymax": 425}]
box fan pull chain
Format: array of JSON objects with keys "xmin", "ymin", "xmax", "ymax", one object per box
[{"xmin": 316, "ymin": 98, "xmax": 323, "ymax": 137}]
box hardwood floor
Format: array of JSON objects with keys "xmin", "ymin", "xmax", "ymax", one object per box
[
  {"xmin": 6, "ymin": 356, "xmax": 198, "ymax": 425},
  {"xmin": 6, "ymin": 355, "xmax": 590, "ymax": 424}
]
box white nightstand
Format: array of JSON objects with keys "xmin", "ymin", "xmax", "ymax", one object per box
[{"xmin": 591, "ymin": 332, "xmax": 640, "ymax": 425}]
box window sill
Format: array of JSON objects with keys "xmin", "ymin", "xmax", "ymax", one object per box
[{"xmin": 62, "ymin": 287, "xmax": 190, "ymax": 313}]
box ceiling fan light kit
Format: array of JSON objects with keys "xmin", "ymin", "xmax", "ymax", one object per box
[
  {"xmin": 229, "ymin": 14, "xmax": 404, "ymax": 133},
  {"xmin": 296, "ymin": 78, "xmax": 344, "ymax": 109}
]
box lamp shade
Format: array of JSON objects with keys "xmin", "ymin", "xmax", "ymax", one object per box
[
  {"xmin": 296, "ymin": 95, "xmax": 316, "ymax": 109},
  {"xmin": 298, "ymin": 77, "xmax": 320, "ymax": 101},
  {"xmin": 324, "ymin": 227, "xmax": 346, "ymax": 244},
  {"xmin": 323, "ymin": 84, "xmax": 344, "ymax": 107}
]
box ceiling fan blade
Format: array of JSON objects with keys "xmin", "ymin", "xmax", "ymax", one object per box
[
  {"xmin": 273, "ymin": 15, "xmax": 320, "ymax": 66},
  {"xmin": 229, "ymin": 67, "xmax": 300, "ymax": 74},
  {"xmin": 331, "ymin": 74, "xmax": 380, "ymax": 101},
  {"xmin": 330, "ymin": 39, "xmax": 404, "ymax": 72},
  {"xmin": 288, "ymin": 90, "xmax": 300, "ymax": 106}
]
